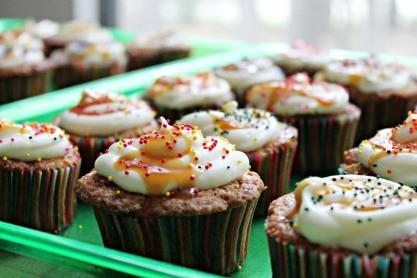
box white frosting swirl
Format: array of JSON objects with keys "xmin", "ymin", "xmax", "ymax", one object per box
[
  {"xmin": 273, "ymin": 40, "xmax": 330, "ymax": 71},
  {"xmin": 58, "ymin": 90, "xmax": 156, "ymax": 136},
  {"xmin": 148, "ymin": 72, "xmax": 234, "ymax": 109},
  {"xmin": 180, "ymin": 102, "xmax": 283, "ymax": 152},
  {"xmin": 324, "ymin": 58, "xmax": 413, "ymax": 93},
  {"xmin": 127, "ymin": 32, "xmax": 189, "ymax": 50},
  {"xmin": 0, "ymin": 31, "xmax": 45, "ymax": 69},
  {"xmin": 246, "ymin": 73, "xmax": 349, "ymax": 115},
  {"xmin": 95, "ymin": 119, "xmax": 250, "ymax": 195},
  {"xmin": 24, "ymin": 19, "xmax": 59, "ymax": 39},
  {"xmin": 293, "ymin": 175, "xmax": 417, "ymax": 254},
  {"xmin": 0, "ymin": 120, "xmax": 74, "ymax": 161},
  {"xmin": 50, "ymin": 21, "xmax": 113, "ymax": 44},
  {"xmin": 53, "ymin": 41, "xmax": 126, "ymax": 67},
  {"xmin": 215, "ymin": 58, "xmax": 285, "ymax": 92},
  {"xmin": 358, "ymin": 112, "xmax": 417, "ymax": 186}
]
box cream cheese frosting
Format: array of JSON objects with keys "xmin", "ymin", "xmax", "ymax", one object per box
[
  {"xmin": 273, "ymin": 40, "xmax": 330, "ymax": 71},
  {"xmin": 246, "ymin": 73, "xmax": 349, "ymax": 115},
  {"xmin": 53, "ymin": 41, "xmax": 126, "ymax": 67},
  {"xmin": 215, "ymin": 58, "xmax": 285, "ymax": 92},
  {"xmin": 148, "ymin": 72, "xmax": 234, "ymax": 109},
  {"xmin": 180, "ymin": 101, "xmax": 283, "ymax": 152},
  {"xmin": 323, "ymin": 58, "xmax": 413, "ymax": 93},
  {"xmin": 292, "ymin": 175, "xmax": 417, "ymax": 254},
  {"xmin": 24, "ymin": 19, "xmax": 59, "ymax": 39},
  {"xmin": 358, "ymin": 112, "xmax": 417, "ymax": 186},
  {"xmin": 49, "ymin": 21, "xmax": 113, "ymax": 44},
  {"xmin": 127, "ymin": 32, "xmax": 190, "ymax": 50},
  {"xmin": 0, "ymin": 31, "xmax": 45, "ymax": 69},
  {"xmin": 58, "ymin": 90, "xmax": 156, "ymax": 136},
  {"xmin": 0, "ymin": 120, "xmax": 74, "ymax": 161},
  {"xmin": 94, "ymin": 118, "xmax": 250, "ymax": 195}
]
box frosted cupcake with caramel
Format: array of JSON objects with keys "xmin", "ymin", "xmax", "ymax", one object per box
[
  {"xmin": 246, "ymin": 73, "xmax": 360, "ymax": 174},
  {"xmin": 266, "ymin": 175, "xmax": 417, "ymax": 277},
  {"xmin": 321, "ymin": 58, "xmax": 417, "ymax": 141},
  {"xmin": 272, "ymin": 40, "xmax": 330, "ymax": 76},
  {"xmin": 215, "ymin": 58, "xmax": 285, "ymax": 105},
  {"xmin": 147, "ymin": 71, "xmax": 234, "ymax": 120},
  {"xmin": 180, "ymin": 101, "xmax": 297, "ymax": 215},
  {"xmin": 52, "ymin": 40, "xmax": 126, "ymax": 88},
  {"xmin": 55, "ymin": 90, "xmax": 157, "ymax": 174},
  {"xmin": 77, "ymin": 119, "xmax": 265, "ymax": 275},
  {"xmin": 341, "ymin": 111, "xmax": 417, "ymax": 187},
  {"xmin": 0, "ymin": 120, "xmax": 80, "ymax": 232}
]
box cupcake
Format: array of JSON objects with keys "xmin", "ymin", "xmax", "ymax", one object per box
[
  {"xmin": 147, "ymin": 71, "xmax": 234, "ymax": 120},
  {"xmin": 45, "ymin": 21, "xmax": 113, "ymax": 56},
  {"xmin": 52, "ymin": 40, "xmax": 127, "ymax": 88},
  {"xmin": 341, "ymin": 111, "xmax": 417, "ymax": 186},
  {"xmin": 266, "ymin": 175, "xmax": 417, "ymax": 277},
  {"xmin": 272, "ymin": 40, "xmax": 330, "ymax": 76},
  {"xmin": 215, "ymin": 58, "xmax": 285, "ymax": 105},
  {"xmin": 55, "ymin": 90, "xmax": 157, "ymax": 174},
  {"xmin": 0, "ymin": 30, "xmax": 53, "ymax": 104},
  {"xmin": 246, "ymin": 73, "xmax": 361, "ymax": 174},
  {"xmin": 180, "ymin": 101, "xmax": 297, "ymax": 215},
  {"xmin": 321, "ymin": 58, "xmax": 417, "ymax": 141},
  {"xmin": 127, "ymin": 32, "xmax": 191, "ymax": 71},
  {"xmin": 0, "ymin": 120, "xmax": 80, "ymax": 232},
  {"xmin": 77, "ymin": 120, "xmax": 265, "ymax": 275}
]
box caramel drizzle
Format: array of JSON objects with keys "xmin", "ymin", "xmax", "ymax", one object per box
[
  {"xmin": 113, "ymin": 125, "xmax": 199, "ymax": 195},
  {"xmin": 70, "ymin": 91, "xmax": 134, "ymax": 116}
]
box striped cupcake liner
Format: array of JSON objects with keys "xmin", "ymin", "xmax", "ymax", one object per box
[
  {"xmin": 94, "ymin": 199, "xmax": 258, "ymax": 275},
  {"xmin": 268, "ymin": 238, "xmax": 417, "ymax": 278},
  {"xmin": 127, "ymin": 49, "xmax": 191, "ymax": 71},
  {"xmin": 0, "ymin": 160, "xmax": 81, "ymax": 233},
  {"xmin": 349, "ymin": 91, "xmax": 417, "ymax": 143},
  {"xmin": 69, "ymin": 134, "xmax": 119, "ymax": 175},
  {"xmin": 248, "ymin": 143, "xmax": 297, "ymax": 216},
  {"xmin": 0, "ymin": 69, "xmax": 52, "ymax": 104},
  {"xmin": 54, "ymin": 63, "xmax": 126, "ymax": 89},
  {"xmin": 279, "ymin": 105, "xmax": 360, "ymax": 175}
]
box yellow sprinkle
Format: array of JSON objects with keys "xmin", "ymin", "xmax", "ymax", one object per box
[
  {"xmin": 235, "ymin": 184, "xmax": 240, "ymax": 189},
  {"xmin": 192, "ymin": 136, "xmax": 198, "ymax": 141},
  {"xmin": 293, "ymin": 223, "xmax": 299, "ymax": 228},
  {"xmin": 343, "ymin": 151, "xmax": 348, "ymax": 155},
  {"xmin": 66, "ymin": 134, "xmax": 70, "ymax": 139},
  {"xmin": 37, "ymin": 157, "xmax": 42, "ymax": 162},
  {"xmin": 116, "ymin": 190, "xmax": 121, "ymax": 195},
  {"xmin": 108, "ymin": 176, "xmax": 113, "ymax": 181},
  {"xmin": 236, "ymin": 160, "xmax": 241, "ymax": 164},
  {"xmin": 74, "ymin": 146, "xmax": 79, "ymax": 151},
  {"xmin": 409, "ymin": 111, "xmax": 412, "ymax": 116},
  {"xmin": 165, "ymin": 192, "xmax": 171, "ymax": 197},
  {"xmin": 2, "ymin": 156, "xmax": 7, "ymax": 161},
  {"xmin": 19, "ymin": 127, "xmax": 26, "ymax": 133},
  {"xmin": 237, "ymin": 265, "xmax": 242, "ymax": 271}
]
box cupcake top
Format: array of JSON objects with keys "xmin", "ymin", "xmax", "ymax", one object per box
[
  {"xmin": 358, "ymin": 112, "xmax": 417, "ymax": 186},
  {"xmin": 148, "ymin": 72, "xmax": 234, "ymax": 109},
  {"xmin": 246, "ymin": 73, "xmax": 349, "ymax": 116},
  {"xmin": 94, "ymin": 119, "xmax": 250, "ymax": 195},
  {"xmin": 0, "ymin": 31, "xmax": 45, "ymax": 69},
  {"xmin": 323, "ymin": 58, "xmax": 413, "ymax": 93},
  {"xmin": 23, "ymin": 19, "xmax": 59, "ymax": 39},
  {"xmin": 0, "ymin": 120, "xmax": 74, "ymax": 162},
  {"xmin": 215, "ymin": 58, "xmax": 285, "ymax": 92},
  {"xmin": 57, "ymin": 90, "xmax": 156, "ymax": 136},
  {"xmin": 49, "ymin": 21, "xmax": 113, "ymax": 44},
  {"xmin": 289, "ymin": 175, "xmax": 417, "ymax": 254},
  {"xmin": 127, "ymin": 31, "xmax": 190, "ymax": 51},
  {"xmin": 273, "ymin": 40, "xmax": 330, "ymax": 71},
  {"xmin": 180, "ymin": 101, "xmax": 288, "ymax": 152},
  {"xmin": 52, "ymin": 41, "xmax": 126, "ymax": 67}
]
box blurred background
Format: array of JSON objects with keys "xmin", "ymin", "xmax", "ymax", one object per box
[{"xmin": 1, "ymin": 0, "xmax": 417, "ymax": 55}]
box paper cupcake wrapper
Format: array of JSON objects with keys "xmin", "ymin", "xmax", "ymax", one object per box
[
  {"xmin": 54, "ymin": 63, "xmax": 126, "ymax": 89},
  {"xmin": 268, "ymin": 237, "xmax": 417, "ymax": 278},
  {"xmin": 0, "ymin": 160, "xmax": 80, "ymax": 233},
  {"xmin": 94, "ymin": 199, "xmax": 258, "ymax": 275},
  {"xmin": 0, "ymin": 69, "xmax": 52, "ymax": 104},
  {"xmin": 127, "ymin": 49, "xmax": 191, "ymax": 71},
  {"xmin": 350, "ymin": 92, "xmax": 417, "ymax": 142},
  {"xmin": 279, "ymin": 106, "xmax": 360, "ymax": 175},
  {"xmin": 248, "ymin": 143, "xmax": 297, "ymax": 216}
]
